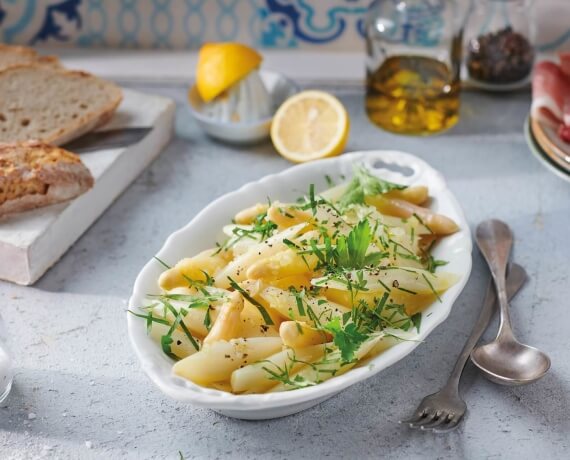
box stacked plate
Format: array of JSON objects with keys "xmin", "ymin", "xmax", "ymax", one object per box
[{"xmin": 525, "ymin": 116, "xmax": 570, "ymax": 183}]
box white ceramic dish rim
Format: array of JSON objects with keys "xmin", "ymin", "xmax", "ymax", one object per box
[
  {"xmin": 187, "ymin": 69, "xmax": 300, "ymax": 127},
  {"xmin": 128, "ymin": 150, "xmax": 473, "ymax": 411},
  {"xmin": 524, "ymin": 116, "xmax": 570, "ymax": 183}
]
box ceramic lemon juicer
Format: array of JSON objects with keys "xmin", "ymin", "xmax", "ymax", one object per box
[{"xmin": 188, "ymin": 42, "xmax": 299, "ymax": 144}]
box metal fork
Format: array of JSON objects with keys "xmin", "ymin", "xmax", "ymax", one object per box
[{"xmin": 400, "ymin": 263, "xmax": 527, "ymax": 432}]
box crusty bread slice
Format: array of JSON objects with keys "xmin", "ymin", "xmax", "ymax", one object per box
[
  {"xmin": 0, "ymin": 64, "xmax": 123, "ymax": 145},
  {"xmin": 0, "ymin": 44, "xmax": 61, "ymax": 72},
  {"xmin": 0, "ymin": 141, "xmax": 94, "ymax": 218}
]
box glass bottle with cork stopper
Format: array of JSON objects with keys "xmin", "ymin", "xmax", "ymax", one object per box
[{"xmin": 364, "ymin": 0, "xmax": 466, "ymax": 135}]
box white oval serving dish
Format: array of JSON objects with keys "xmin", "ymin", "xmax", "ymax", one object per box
[
  {"xmin": 187, "ymin": 69, "xmax": 299, "ymax": 144},
  {"xmin": 128, "ymin": 151, "xmax": 472, "ymax": 420}
]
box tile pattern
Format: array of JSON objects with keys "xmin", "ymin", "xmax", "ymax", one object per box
[{"xmin": 0, "ymin": 0, "xmax": 568, "ymax": 52}]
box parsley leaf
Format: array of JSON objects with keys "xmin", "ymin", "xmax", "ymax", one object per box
[
  {"xmin": 339, "ymin": 165, "xmax": 407, "ymax": 209},
  {"xmin": 324, "ymin": 317, "xmax": 369, "ymax": 363},
  {"xmin": 333, "ymin": 220, "xmax": 382, "ymax": 270}
]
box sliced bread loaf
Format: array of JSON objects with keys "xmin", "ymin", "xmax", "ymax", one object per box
[
  {"xmin": 0, "ymin": 141, "xmax": 94, "ymax": 218},
  {"xmin": 0, "ymin": 64, "xmax": 123, "ymax": 145},
  {"xmin": 0, "ymin": 44, "xmax": 61, "ymax": 72}
]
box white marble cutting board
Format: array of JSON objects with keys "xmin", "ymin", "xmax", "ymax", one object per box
[{"xmin": 0, "ymin": 88, "xmax": 175, "ymax": 285}]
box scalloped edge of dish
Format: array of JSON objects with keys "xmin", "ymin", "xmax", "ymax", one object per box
[{"xmin": 127, "ymin": 150, "xmax": 473, "ymax": 419}]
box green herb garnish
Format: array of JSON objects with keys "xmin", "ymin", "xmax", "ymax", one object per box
[
  {"xmin": 154, "ymin": 256, "xmax": 171, "ymax": 269},
  {"xmin": 426, "ymin": 255, "xmax": 448, "ymax": 273},
  {"xmin": 411, "ymin": 313, "xmax": 422, "ymax": 332},
  {"xmin": 128, "ymin": 309, "xmax": 170, "ymax": 334},
  {"xmin": 324, "ymin": 317, "xmax": 369, "ymax": 363},
  {"xmin": 338, "ymin": 165, "xmax": 407, "ymax": 210},
  {"xmin": 261, "ymin": 354, "xmax": 318, "ymax": 390},
  {"xmin": 214, "ymin": 211, "xmax": 277, "ymax": 254},
  {"xmin": 228, "ymin": 277, "xmax": 274, "ymax": 325},
  {"xmin": 335, "ymin": 220, "xmax": 383, "ymax": 270},
  {"xmin": 421, "ymin": 273, "xmax": 442, "ymax": 302}
]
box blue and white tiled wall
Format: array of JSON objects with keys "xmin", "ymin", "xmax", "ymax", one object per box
[{"xmin": 0, "ymin": 0, "xmax": 569, "ymax": 52}]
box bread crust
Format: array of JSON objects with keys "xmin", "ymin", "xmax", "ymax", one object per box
[
  {"xmin": 0, "ymin": 44, "xmax": 62, "ymax": 71},
  {"xmin": 0, "ymin": 141, "xmax": 94, "ymax": 218},
  {"xmin": 34, "ymin": 55, "xmax": 62, "ymax": 68},
  {"xmin": 0, "ymin": 44, "xmax": 37, "ymax": 58},
  {"xmin": 0, "ymin": 64, "xmax": 123, "ymax": 145}
]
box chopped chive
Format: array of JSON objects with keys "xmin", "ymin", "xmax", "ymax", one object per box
[
  {"xmin": 283, "ymin": 238, "xmax": 300, "ymax": 250},
  {"xmin": 375, "ymin": 292, "xmax": 389, "ymax": 315},
  {"xmin": 162, "ymin": 299, "xmax": 200, "ymax": 351},
  {"xmin": 309, "ymin": 184, "xmax": 317, "ymax": 216},
  {"xmin": 154, "ymin": 256, "xmax": 171, "ymax": 269},
  {"xmin": 412, "ymin": 213, "xmax": 433, "ymax": 234},
  {"xmin": 376, "ymin": 278, "xmax": 392, "ymax": 293},
  {"xmin": 228, "ymin": 277, "xmax": 274, "ymax": 325},
  {"xmin": 291, "ymin": 289, "xmax": 306, "ymax": 316},
  {"xmin": 422, "ymin": 273, "xmax": 442, "ymax": 302},
  {"xmin": 204, "ymin": 307, "xmax": 212, "ymax": 331},
  {"xmin": 396, "ymin": 286, "xmax": 418, "ymax": 295},
  {"xmin": 427, "ymin": 255, "xmax": 448, "ymax": 273},
  {"xmin": 128, "ymin": 309, "xmax": 171, "ymax": 332}
]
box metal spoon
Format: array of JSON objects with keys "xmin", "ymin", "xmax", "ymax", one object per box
[
  {"xmin": 400, "ymin": 263, "xmax": 527, "ymax": 432},
  {"xmin": 471, "ymin": 219, "xmax": 551, "ymax": 386}
]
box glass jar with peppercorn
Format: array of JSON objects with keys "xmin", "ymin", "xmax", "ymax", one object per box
[{"xmin": 465, "ymin": 0, "xmax": 535, "ymax": 88}]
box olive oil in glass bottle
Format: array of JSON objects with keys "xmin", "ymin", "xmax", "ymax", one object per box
[{"xmin": 365, "ymin": 0, "xmax": 465, "ymax": 135}]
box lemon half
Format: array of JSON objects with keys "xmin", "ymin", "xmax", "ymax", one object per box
[
  {"xmin": 196, "ymin": 42, "xmax": 263, "ymax": 102},
  {"xmin": 271, "ymin": 90, "xmax": 349, "ymax": 163}
]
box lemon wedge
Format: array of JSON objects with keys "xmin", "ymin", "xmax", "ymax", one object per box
[
  {"xmin": 196, "ymin": 42, "xmax": 263, "ymax": 102},
  {"xmin": 271, "ymin": 91, "xmax": 349, "ymax": 163}
]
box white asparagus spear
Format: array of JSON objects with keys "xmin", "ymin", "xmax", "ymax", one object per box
[{"xmin": 173, "ymin": 337, "xmax": 283, "ymax": 386}]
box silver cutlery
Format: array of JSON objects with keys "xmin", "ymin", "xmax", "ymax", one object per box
[
  {"xmin": 400, "ymin": 263, "xmax": 527, "ymax": 432},
  {"xmin": 471, "ymin": 219, "xmax": 551, "ymax": 385},
  {"xmin": 63, "ymin": 127, "xmax": 152, "ymax": 153}
]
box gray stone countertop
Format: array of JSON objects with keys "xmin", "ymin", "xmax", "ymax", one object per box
[{"xmin": 1, "ymin": 82, "xmax": 569, "ymax": 460}]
